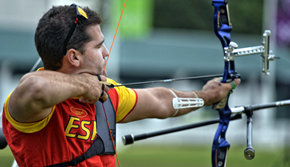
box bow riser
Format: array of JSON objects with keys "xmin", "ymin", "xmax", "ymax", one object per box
[{"xmin": 212, "ymin": 1, "xmax": 234, "ymax": 167}]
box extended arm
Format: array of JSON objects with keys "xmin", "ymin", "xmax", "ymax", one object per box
[{"xmin": 120, "ymin": 78, "xmax": 240, "ymax": 123}]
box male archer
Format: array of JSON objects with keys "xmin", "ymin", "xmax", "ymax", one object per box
[{"xmin": 2, "ymin": 4, "xmax": 240, "ymax": 167}]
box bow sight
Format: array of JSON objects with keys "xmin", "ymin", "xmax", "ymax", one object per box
[{"xmin": 224, "ymin": 30, "xmax": 277, "ymax": 75}]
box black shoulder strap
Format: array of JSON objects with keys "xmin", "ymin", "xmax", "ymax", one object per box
[{"xmin": 47, "ymin": 134, "xmax": 105, "ymax": 167}]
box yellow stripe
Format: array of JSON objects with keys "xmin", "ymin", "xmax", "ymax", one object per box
[
  {"xmin": 37, "ymin": 67, "xmax": 44, "ymax": 71},
  {"xmin": 107, "ymin": 79, "xmax": 137, "ymax": 122},
  {"xmin": 77, "ymin": 7, "xmax": 88, "ymax": 19},
  {"xmin": 4, "ymin": 92, "xmax": 55, "ymax": 133}
]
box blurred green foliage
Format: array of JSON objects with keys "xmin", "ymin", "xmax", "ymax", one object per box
[{"xmin": 153, "ymin": 0, "xmax": 263, "ymax": 34}]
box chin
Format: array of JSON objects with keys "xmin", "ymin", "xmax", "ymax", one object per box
[{"xmin": 102, "ymin": 70, "xmax": 107, "ymax": 76}]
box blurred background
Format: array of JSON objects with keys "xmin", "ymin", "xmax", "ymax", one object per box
[{"xmin": 0, "ymin": 0, "xmax": 289, "ymax": 166}]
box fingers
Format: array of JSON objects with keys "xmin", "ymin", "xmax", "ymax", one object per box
[
  {"xmin": 99, "ymin": 92, "xmax": 108, "ymax": 103},
  {"xmin": 213, "ymin": 77, "xmax": 222, "ymax": 82},
  {"xmin": 232, "ymin": 78, "xmax": 241, "ymax": 87},
  {"xmin": 78, "ymin": 74, "xmax": 110, "ymax": 104},
  {"xmin": 99, "ymin": 83, "xmax": 107, "ymax": 103},
  {"xmin": 96, "ymin": 75, "xmax": 109, "ymax": 91},
  {"xmin": 227, "ymin": 78, "xmax": 241, "ymax": 92},
  {"xmin": 212, "ymin": 77, "xmax": 241, "ymax": 91},
  {"xmin": 96, "ymin": 75, "xmax": 109, "ymax": 103},
  {"xmin": 202, "ymin": 77, "xmax": 241, "ymax": 106},
  {"xmin": 79, "ymin": 97, "xmax": 96, "ymax": 104}
]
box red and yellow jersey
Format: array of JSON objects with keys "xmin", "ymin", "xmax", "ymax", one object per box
[{"xmin": 2, "ymin": 78, "xmax": 137, "ymax": 167}]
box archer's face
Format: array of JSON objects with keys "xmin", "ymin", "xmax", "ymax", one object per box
[{"xmin": 80, "ymin": 24, "xmax": 109, "ymax": 76}]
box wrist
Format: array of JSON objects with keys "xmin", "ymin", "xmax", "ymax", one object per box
[{"xmin": 194, "ymin": 91, "xmax": 210, "ymax": 106}]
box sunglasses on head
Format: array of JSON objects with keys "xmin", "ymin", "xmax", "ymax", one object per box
[{"xmin": 63, "ymin": 4, "xmax": 88, "ymax": 55}]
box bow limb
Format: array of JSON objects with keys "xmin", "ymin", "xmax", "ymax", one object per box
[{"xmin": 211, "ymin": 1, "xmax": 239, "ymax": 167}]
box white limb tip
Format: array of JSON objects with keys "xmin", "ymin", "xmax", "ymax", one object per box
[{"xmin": 172, "ymin": 97, "xmax": 204, "ymax": 109}]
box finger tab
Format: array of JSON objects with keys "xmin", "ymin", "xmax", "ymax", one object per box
[
  {"xmin": 100, "ymin": 84, "xmax": 105, "ymax": 97},
  {"xmin": 96, "ymin": 75, "xmax": 102, "ymax": 81}
]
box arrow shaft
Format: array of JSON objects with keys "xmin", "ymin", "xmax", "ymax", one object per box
[{"xmin": 102, "ymin": 74, "xmax": 223, "ymax": 88}]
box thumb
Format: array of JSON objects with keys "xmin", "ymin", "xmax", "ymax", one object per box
[
  {"xmin": 79, "ymin": 97, "xmax": 96, "ymax": 104},
  {"xmin": 233, "ymin": 78, "xmax": 241, "ymax": 86}
]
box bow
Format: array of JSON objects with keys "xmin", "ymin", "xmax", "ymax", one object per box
[
  {"xmin": 211, "ymin": 0, "xmax": 278, "ymax": 166},
  {"xmin": 12, "ymin": 1, "xmax": 276, "ymax": 167},
  {"xmin": 211, "ymin": 1, "xmax": 236, "ymax": 167},
  {"xmin": 120, "ymin": 0, "xmax": 277, "ymax": 166}
]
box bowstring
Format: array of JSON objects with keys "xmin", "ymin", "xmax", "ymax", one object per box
[
  {"xmin": 102, "ymin": 1, "xmax": 127, "ymax": 167},
  {"xmin": 103, "ymin": 0, "xmax": 127, "ymax": 71}
]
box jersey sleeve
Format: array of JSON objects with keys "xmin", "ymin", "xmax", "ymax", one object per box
[
  {"xmin": 3, "ymin": 91, "xmax": 56, "ymax": 133},
  {"xmin": 107, "ymin": 79, "xmax": 138, "ymax": 122}
]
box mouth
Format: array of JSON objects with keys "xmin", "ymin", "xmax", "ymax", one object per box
[{"xmin": 102, "ymin": 61, "xmax": 107, "ymax": 76}]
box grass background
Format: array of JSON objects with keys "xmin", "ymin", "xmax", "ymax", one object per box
[
  {"xmin": 0, "ymin": 144, "xmax": 288, "ymax": 167},
  {"xmin": 118, "ymin": 145, "xmax": 287, "ymax": 167}
]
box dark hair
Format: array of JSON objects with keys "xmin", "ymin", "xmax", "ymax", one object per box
[{"xmin": 34, "ymin": 5, "xmax": 102, "ymax": 70}]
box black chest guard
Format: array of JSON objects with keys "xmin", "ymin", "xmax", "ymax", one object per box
[{"xmin": 47, "ymin": 98, "xmax": 116, "ymax": 167}]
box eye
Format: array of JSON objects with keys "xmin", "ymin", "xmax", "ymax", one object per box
[{"xmin": 96, "ymin": 43, "xmax": 105, "ymax": 49}]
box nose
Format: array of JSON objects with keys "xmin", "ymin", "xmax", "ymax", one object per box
[
  {"xmin": 103, "ymin": 45, "xmax": 109, "ymax": 59},
  {"xmin": 103, "ymin": 44, "xmax": 110, "ymax": 71}
]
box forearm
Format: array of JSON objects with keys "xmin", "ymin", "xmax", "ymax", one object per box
[
  {"xmin": 169, "ymin": 89, "xmax": 207, "ymax": 117},
  {"xmin": 134, "ymin": 87, "xmax": 222, "ymax": 119},
  {"xmin": 125, "ymin": 88, "xmax": 203, "ymax": 122},
  {"xmin": 16, "ymin": 71, "xmax": 90, "ymax": 108},
  {"xmin": 122, "ymin": 78, "xmax": 239, "ymax": 122},
  {"xmin": 158, "ymin": 78, "xmax": 236, "ymax": 117},
  {"xmin": 9, "ymin": 70, "xmax": 107, "ymax": 123}
]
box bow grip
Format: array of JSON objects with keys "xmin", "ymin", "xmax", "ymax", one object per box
[
  {"xmin": 213, "ymin": 95, "xmax": 228, "ymax": 110},
  {"xmin": 212, "ymin": 73, "xmax": 240, "ymax": 110}
]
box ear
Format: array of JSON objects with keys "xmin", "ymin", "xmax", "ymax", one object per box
[{"xmin": 65, "ymin": 49, "xmax": 82, "ymax": 67}]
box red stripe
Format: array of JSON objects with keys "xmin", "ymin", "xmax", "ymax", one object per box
[{"xmin": 119, "ymin": 89, "xmax": 138, "ymax": 122}]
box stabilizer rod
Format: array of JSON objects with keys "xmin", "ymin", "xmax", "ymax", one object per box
[
  {"xmin": 122, "ymin": 99, "xmax": 290, "ymax": 145},
  {"xmin": 122, "ymin": 114, "xmax": 242, "ymax": 145}
]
